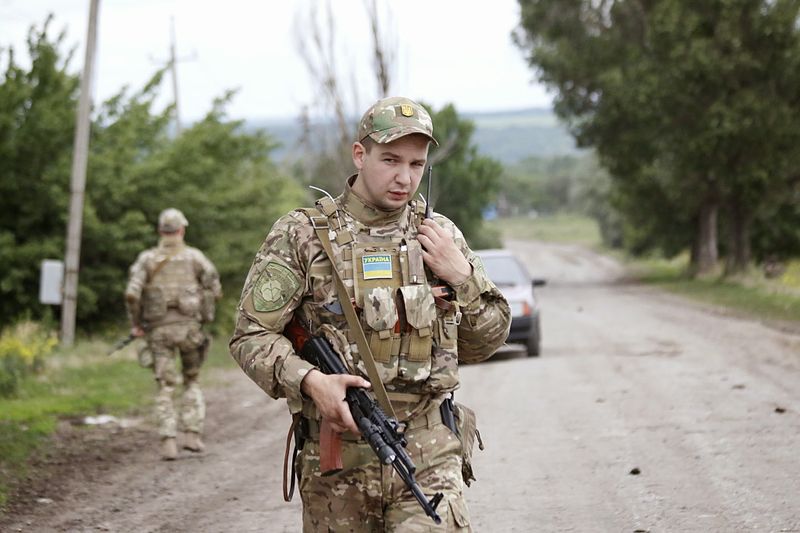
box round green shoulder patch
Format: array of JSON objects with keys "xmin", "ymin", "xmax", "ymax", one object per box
[{"xmin": 252, "ymin": 261, "xmax": 301, "ymax": 312}]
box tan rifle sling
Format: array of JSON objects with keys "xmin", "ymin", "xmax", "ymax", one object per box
[
  {"xmin": 304, "ymin": 209, "xmax": 398, "ymax": 420},
  {"xmin": 146, "ymin": 247, "xmax": 181, "ymax": 282}
]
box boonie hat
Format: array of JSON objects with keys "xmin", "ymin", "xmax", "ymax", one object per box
[
  {"xmin": 357, "ymin": 96, "xmax": 438, "ymax": 146},
  {"xmin": 158, "ymin": 208, "xmax": 189, "ymax": 232}
]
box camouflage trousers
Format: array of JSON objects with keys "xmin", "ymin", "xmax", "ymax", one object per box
[
  {"xmin": 297, "ymin": 414, "xmax": 472, "ymax": 532},
  {"xmin": 147, "ymin": 321, "xmax": 208, "ymax": 438}
]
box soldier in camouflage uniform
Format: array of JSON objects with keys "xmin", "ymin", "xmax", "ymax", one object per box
[
  {"xmin": 126, "ymin": 208, "xmax": 222, "ymax": 460},
  {"xmin": 230, "ymin": 96, "xmax": 510, "ymax": 531}
]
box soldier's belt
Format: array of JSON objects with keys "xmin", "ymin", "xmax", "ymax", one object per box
[{"xmin": 147, "ymin": 318, "xmax": 198, "ymax": 329}]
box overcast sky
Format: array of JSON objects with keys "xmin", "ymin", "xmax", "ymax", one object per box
[{"xmin": 0, "ymin": 0, "xmax": 553, "ymax": 122}]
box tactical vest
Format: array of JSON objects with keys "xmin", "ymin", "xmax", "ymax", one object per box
[
  {"xmin": 140, "ymin": 245, "xmax": 202, "ymax": 325},
  {"xmin": 299, "ymin": 197, "xmax": 461, "ymax": 395}
]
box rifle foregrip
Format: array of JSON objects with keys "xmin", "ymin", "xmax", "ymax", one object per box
[{"xmin": 304, "ymin": 337, "xmax": 349, "ymax": 375}]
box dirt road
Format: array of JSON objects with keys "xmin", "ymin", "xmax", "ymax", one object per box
[{"xmin": 3, "ymin": 240, "xmax": 799, "ymax": 532}]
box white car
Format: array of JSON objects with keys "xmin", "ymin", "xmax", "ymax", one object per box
[{"xmin": 476, "ymin": 249, "xmax": 545, "ymax": 356}]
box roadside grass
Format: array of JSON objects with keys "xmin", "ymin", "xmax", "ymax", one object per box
[
  {"xmin": 0, "ymin": 333, "xmax": 235, "ymax": 510},
  {"xmin": 488, "ymin": 214, "xmax": 602, "ymax": 247},
  {"xmin": 629, "ymin": 255, "xmax": 800, "ymax": 324},
  {"xmin": 489, "ymin": 214, "xmax": 800, "ymax": 325}
]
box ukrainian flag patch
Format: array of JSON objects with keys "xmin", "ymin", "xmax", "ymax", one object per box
[{"xmin": 362, "ymin": 254, "xmax": 393, "ymax": 279}]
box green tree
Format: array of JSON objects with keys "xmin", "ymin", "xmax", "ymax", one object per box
[
  {"xmin": 499, "ymin": 154, "xmax": 604, "ymax": 217},
  {"xmin": 82, "ymin": 85, "xmax": 305, "ymax": 328},
  {"xmin": 0, "ymin": 19, "xmax": 304, "ymax": 330},
  {"xmin": 426, "ymin": 104, "xmax": 503, "ymax": 249},
  {"xmin": 0, "ymin": 20, "xmax": 78, "ymax": 325},
  {"xmin": 751, "ymin": 189, "xmax": 800, "ymax": 263},
  {"xmin": 514, "ymin": 0, "xmax": 800, "ymax": 275}
]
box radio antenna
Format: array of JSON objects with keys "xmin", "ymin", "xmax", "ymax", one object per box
[{"xmin": 425, "ymin": 165, "xmax": 433, "ymax": 219}]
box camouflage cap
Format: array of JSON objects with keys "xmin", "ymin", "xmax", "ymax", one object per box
[
  {"xmin": 357, "ymin": 96, "xmax": 438, "ymax": 146},
  {"xmin": 158, "ymin": 208, "xmax": 189, "ymax": 232}
]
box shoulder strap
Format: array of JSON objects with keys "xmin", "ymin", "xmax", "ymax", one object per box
[
  {"xmin": 146, "ymin": 247, "xmax": 181, "ymax": 283},
  {"xmin": 301, "ymin": 208, "xmax": 398, "ymax": 420}
]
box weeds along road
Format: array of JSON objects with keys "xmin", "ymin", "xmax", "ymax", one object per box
[{"xmin": 4, "ymin": 240, "xmax": 800, "ymax": 532}]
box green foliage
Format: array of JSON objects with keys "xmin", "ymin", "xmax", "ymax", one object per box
[
  {"xmin": 0, "ymin": 322, "xmax": 57, "ymax": 398},
  {"xmin": 0, "ymin": 20, "xmax": 78, "ymax": 326},
  {"xmin": 82, "ymin": 88, "xmax": 305, "ymax": 329},
  {"xmin": 499, "ymin": 154, "xmax": 605, "ymax": 216},
  {"xmin": 425, "ymin": 103, "xmax": 504, "ymax": 249},
  {"xmin": 514, "ymin": 0, "xmax": 800, "ymax": 273},
  {"xmin": 779, "ymin": 260, "xmax": 800, "ymax": 291},
  {"xmin": 631, "ymin": 255, "xmax": 800, "ymax": 324},
  {"xmin": 495, "ymin": 152, "xmax": 627, "ymax": 249},
  {"xmin": 0, "ymin": 19, "xmax": 304, "ymax": 330},
  {"xmin": 488, "ymin": 214, "xmax": 601, "ymax": 248},
  {"xmin": 751, "ymin": 191, "xmax": 800, "ymax": 262}
]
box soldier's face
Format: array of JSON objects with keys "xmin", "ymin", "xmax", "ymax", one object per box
[{"xmin": 352, "ymin": 134, "xmax": 430, "ymax": 211}]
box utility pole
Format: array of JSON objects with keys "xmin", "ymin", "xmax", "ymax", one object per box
[
  {"xmin": 152, "ymin": 16, "xmax": 195, "ymax": 136},
  {"xmin": 169, "ymin": 16, "xmax": 182, "ymax": 135},
  {"xmin": 61, "ymin": 0, "xmax": 100, "ymax": 346}
]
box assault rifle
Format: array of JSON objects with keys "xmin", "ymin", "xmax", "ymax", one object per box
[
  {"xmin": 106, "ymin": 333, "xmax": 136, "ymax": 356},
  {"xmin": 285, "ymin": 319, "xmax": 444, "ymax": 524}
]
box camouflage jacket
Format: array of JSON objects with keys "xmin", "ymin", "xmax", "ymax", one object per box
[
  {"xmin": 125, "ymin": 235, "xmax": 222, "ymax": 329},
  {"xmin": 229, "ymin": 179, "xmax": 510, "ymax": 420}
]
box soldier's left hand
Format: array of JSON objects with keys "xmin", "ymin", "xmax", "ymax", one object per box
[{"xmin": 418, "ymin": 219, "xmax": 472, "ymax": 286}]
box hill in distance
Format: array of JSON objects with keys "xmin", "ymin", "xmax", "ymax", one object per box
[
  {"xmin": 465, "ymin": 108, "xmax": 581, "ymax": 163},
  {"xmin": 246, "ymin": 107, "xmax": 580, "ymax": 165}
]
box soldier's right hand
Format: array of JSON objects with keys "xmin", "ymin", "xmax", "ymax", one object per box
[
  {"xmin": 131, "ymin": 325, "xmax": 146, "ymax": 337},
  {"xmin": 301, "ymin": 369, "xmax": 370, "ymax": 434}
]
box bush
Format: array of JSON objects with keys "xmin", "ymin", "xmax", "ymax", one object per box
[
  {"xmin": 0, "ymin": 322, "xmax": 57, "ymax": 397},
  {"xmin": 780, "ymin": 260, "xmax": 800, "ymax": 291},
  {"xmin": 1, "ymin": 22, "xmax": 303, "ymax": 331}
]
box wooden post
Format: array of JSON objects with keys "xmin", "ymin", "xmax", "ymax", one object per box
[
  {"xmin": 169, "ymin": 16, "xmax": 182, "ymax": 135},
  {"xmin": 61, "ymin": 0, "xmax": 100, "ymax": 346}
]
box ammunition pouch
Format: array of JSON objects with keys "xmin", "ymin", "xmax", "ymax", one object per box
[
  {"xmin": 444, "ymin": 399, "xmax": 484, "ymax": 487},
  {"xmin": 362, "ymin": 286, "xmax": 399, "ymax": 364},
  {"xmin": 399, "ymin": 285, "xmax": 435, "ymax": 363},
  {"xmin": 141, "ymin": 286, "xmax": 167, "ymax": 322},
  {"xmin": 177, "ymin": 287, "xmax": 202, "ymax": 318},
  {"xmin": 137, "ymin": 343, "xmax": 154, "ymax": 369}
]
